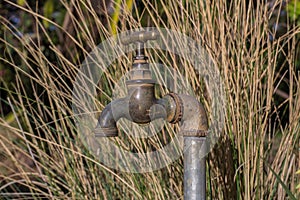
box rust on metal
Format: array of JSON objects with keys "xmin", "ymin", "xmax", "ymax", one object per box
[{"xmin": 168, "ymin": 93, "xmax": 183, "ymax": 124}]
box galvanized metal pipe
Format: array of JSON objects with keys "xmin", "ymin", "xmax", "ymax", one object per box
[{"xmin": 184, "ymin": 137, "xmax": 206, "ymax": 200}]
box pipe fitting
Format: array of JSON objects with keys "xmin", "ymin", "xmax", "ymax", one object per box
[
  {"xmin": 151, "ymin": 94, "xmax": 181, "ymax": 123},
  {"xmin": 167, "ymin": 93, "xmax": 182, "ymax": 123},
  {"xmin": 155, "ymin": 93, "xmax": 208, "ymax": 137},
  {"xmin": 178, "ymin": 94, "xmax": 208, "ymax": 137}
]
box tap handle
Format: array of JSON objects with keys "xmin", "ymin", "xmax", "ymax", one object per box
[{"xmin": 121, "ymin": 30, "xmax": 159, "ymax": 45}]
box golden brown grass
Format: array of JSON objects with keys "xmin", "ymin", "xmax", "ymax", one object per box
[{"xmin": 0, "ymin": 0, "xmax": 299, "ymax": 199}]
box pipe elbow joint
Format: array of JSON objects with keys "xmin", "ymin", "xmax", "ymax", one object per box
[
  {"xmin": 155, "ymin": 93, "xmax": 208, "ymax": 137},
  {"xmin": 178, "ymin": 94, "xmax": 208, "ymax": 137}
]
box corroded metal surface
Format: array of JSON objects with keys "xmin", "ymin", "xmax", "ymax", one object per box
[
  {"xmin": 178, "ymin": 94, "xmax": 208, "ymax": 137},
  {"xmin": 167, "ymin": 93, "xmax": 183, "ymax": 124}
]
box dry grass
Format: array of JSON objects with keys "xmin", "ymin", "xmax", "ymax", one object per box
[{"xmin": 0, "ymin": 0, "xmax": 299, "ymax": 199}]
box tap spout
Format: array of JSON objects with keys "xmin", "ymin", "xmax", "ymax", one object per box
[{"xmin": 94, "ymin": 98, "xmax": 129, "ymax": 137}]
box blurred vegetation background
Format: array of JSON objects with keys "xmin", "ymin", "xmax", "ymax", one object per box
[{"xmin": 0, "ymin": 0, "xmax": 299, "ymax": 199}]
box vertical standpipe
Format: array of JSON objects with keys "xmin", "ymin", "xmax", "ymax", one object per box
[
  {"xmin": 184, "ymin": 137, "xmax": 206, "ymax": 200},
  {"xmin": 177, "ymin": 94, "xmax": 208, "ymax": 200}
]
